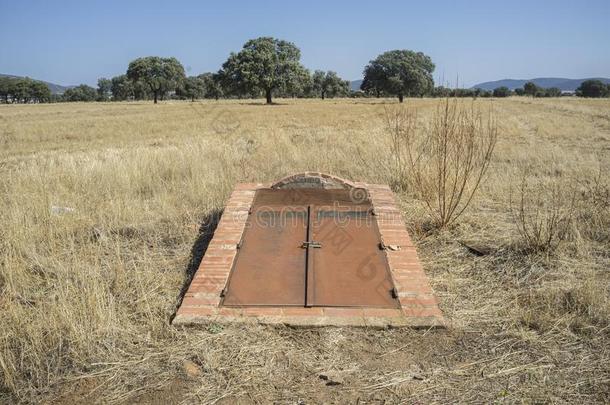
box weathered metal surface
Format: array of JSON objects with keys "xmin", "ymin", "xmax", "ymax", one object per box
[
  {"xmin": 221, "ymin": 204, "xmax": 308, "ymax": 306},
  {"xmin": 222, "ymin": 188, "xmax": 399, "ymax": 308},
  {"xmin": 253, "ymin": 188, "xmax": 370, "ymax": 206},
  {"xmin": 309, "ymin": 207, "xmax": 400, "ymax": 308}
]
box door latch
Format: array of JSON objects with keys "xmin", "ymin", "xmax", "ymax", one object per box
[{"xmin": 301, "ymin": 241, "xmax": 322, "ymax": 248}]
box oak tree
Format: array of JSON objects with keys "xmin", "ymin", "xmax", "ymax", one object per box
[
  {"xmin": 576, "ymin": 79, "xmax": 608, "ymax": 98},
  {"xmin": 97, "ymin": 78, "xmax": 112, "ymax": 101},
  {"xmin": 126, "ymin": 56, "xmax": 185, "ymax": 103},
  {"xmin": 220, "ymin": 37, "xmax": 307, "ymax": 104},
  {"xmin": 312, "ymin": 70, "xmax": 350, "ymax": 99},
  {"xmin": 362, "ymin": 50, "xmax": 435, "ymax": 102}
]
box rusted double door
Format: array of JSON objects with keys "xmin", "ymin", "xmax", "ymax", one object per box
[{"xmin": 222, "ymin": 189, "xmax": 399, "ymax": 308}]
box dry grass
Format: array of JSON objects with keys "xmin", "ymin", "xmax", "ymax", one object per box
[
  {"xmin": 510, "ymin": 175, "xmax": 578, "ymax": 253},
  {"xmin": 0, "ymin": 97, "xmax": 609, "ymax": 404}
]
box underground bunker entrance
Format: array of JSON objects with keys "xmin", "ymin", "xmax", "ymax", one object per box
[{"xmin": 221, "ymin": 188, "xmax": 400, "ymax": 309}]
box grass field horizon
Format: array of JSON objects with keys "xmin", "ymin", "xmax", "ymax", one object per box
[{"xmin": 1, "ymin": 97, "xmax": 609, "ymax": 403}]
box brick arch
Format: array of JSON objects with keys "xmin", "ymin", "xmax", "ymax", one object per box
[{"xmin": 271, "ymin": 172, "xmax": 357, "ymax": 190}]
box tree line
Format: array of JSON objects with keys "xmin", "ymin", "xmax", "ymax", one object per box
[
  {"xmin": 471, "ymin": 80, "xmax": 610, "ymax": 98},
  {"xmin": 2, "ymin": 36, "xmax": 609, "ymax": 104},
  {"xmin": 87, "ymin": 38, "xmax": 352, "ymax": 104},
  {"xmin": 0, "ymin": 76, "xmax": 52, "ymax": 103},
  {"xmin": 432, "ymin": 83, "xmax": 564, "ymax": 99}
]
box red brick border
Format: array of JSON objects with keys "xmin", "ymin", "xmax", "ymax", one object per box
[{"xmin": 173, "ymin": 177, "xmax": 444, "ymax": 328}]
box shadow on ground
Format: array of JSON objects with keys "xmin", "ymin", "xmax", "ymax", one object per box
[{"xmin": 171, "ymin": 208, "xmax": 223, "ymax": 322}]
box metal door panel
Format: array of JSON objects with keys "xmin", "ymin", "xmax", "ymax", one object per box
[
  {"xmin": 309, "ymin": 208, "xmax": 399, "ymax": 308},
  {"xmin": 222, "ymin": 206, "xmax": 307, "ymax": 306}
]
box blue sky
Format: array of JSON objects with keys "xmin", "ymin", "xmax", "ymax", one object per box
[{"xmin": 1, "ymin": 0, "xmax": 609, "ymax": 87}]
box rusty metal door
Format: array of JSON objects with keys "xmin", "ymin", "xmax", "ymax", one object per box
[
  {"xmin": 222, "ymin": 201, "xmax": 308, "ymax": 307},
  {"xmin": 307, "ymin": 206, "xmax": 399, "ymax": 308},
  {"xmin": 222, "ymin": 188, "xmax": 399, "ymax": 308}
]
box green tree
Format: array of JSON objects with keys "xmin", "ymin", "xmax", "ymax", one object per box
[
  {"xmin": 432, "ymin": 86, "xmax": 451, "ymax": 98},
  {"xmin": 63, "ymin": 84, "xmax": 97, "ymax": 102},
  {"xmin": 514, "ymin": 88, "xmax": 525, "ymax": 96},
  {"xmin": 362, "ymin": 50, "xmax": 435, "ymax": 102},
  {"xmin": 97, "ymin": 78, "xmax": 112, "ymax": 101},
  {"xmin": 0, "ymin": 77, "xmax": 14, "ymax": 103},
  {"xmin": 178, "ymin": 76, "xmax": 206, "ymax": 101},
  {"xmin": 311, "ymin": 71, "xmax": 326, "ymax": 98},
  {"xmin": 312, "ymin": 70, "xmax": 350, "ymax": 99},
  {"xmin": 198, "ymin": 72, "xmax": 224, "ymax": 100},
  {"xmin": 110, "ymin": 75, "xmax": 133, "ymax": 101},
  {"xmin": 545, "ymin": 87, "xmax": 562, "ymax": 97},
  {"xmin": 284, "ymin": 66, "xmax": 311, "ymax": 98},
  {"xmin": 523, "ymin": 81, "xmax": 538, "ymax": 97},
  {"xmin": 576, "ymin": 79, "xmax": 608, "ymax": 98},
  {"xmin": 451, "ymin": 88, "xmax": 475, "ymax": 98},
  {"xmin": 360, "ymin": 75, "xmax": 384, "ymax": 97},
  {"xmin": 126, "ymin": 56, "xmax": 185, "ymax": 103},
  {"xmin": 219, "ymin": 37, "xmax": 307, "ymax": 104},
  {"xmin": 493, "ymin": 86, "xmax": 511, "ymax": 97},
  {"xmin": 132, "ymin": 80, "xmax": 151, "ymax": 100},
  {"xmin": 30, "ymin": 80, "xmax": 51, "ymax": 102},
  {"xmin": 0, "ymin": 77, "xmax": 51, "ymax": 103},
  {"xmin": 13, "ymin": 78, "xmax": 35, "ymax": 103}
]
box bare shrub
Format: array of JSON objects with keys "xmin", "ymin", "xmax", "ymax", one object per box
[
  {"xmin": 385, "ymin": 98, "xmax": 497, "ymax": 228},
  {"xmin": 510, "ymin": 176, "xmax": 577, "ymax": 253}
]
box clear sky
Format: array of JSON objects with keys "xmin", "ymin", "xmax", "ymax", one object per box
[{"xmin": 1, "ymin": 0, "xmax": 609, "ymax": 87}]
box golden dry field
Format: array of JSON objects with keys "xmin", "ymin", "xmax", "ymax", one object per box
[{"xmin": 1, "ymin": 97, "xmax": 609, "ymax": 403}]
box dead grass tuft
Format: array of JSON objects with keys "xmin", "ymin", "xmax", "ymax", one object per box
[{"xmin": 510, "ymin": 174, "xmax": 578, "ymax": 253}]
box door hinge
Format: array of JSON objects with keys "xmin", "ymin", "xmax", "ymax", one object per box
[{"xmin": 379, "ymin": 240, "xmax": 401, "ymax": 251}]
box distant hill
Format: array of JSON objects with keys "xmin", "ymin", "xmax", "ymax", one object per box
[
  {"xmin": 350, "ymin": 80, "xmax": 363, "ymax": 91},
  {"xmin": 0, "ymin": 73, "xmax": 74, "ymax": 94},
  {"xmin": 472, "ymin": 77, "xmax": 610, "ymax": 91}
]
